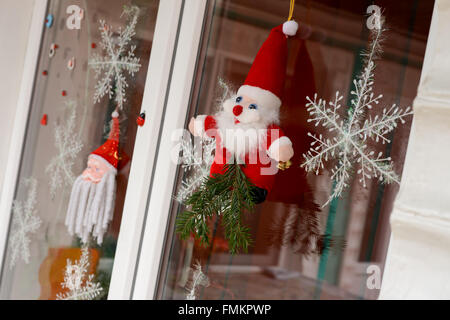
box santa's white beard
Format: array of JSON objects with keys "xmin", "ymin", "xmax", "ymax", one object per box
[
  {"xmin": 65, "ymin": 170, "xmax": 116, "ymax": 245},
  {"xmin": 216, "ymin": 110, "xmax": 270, "ymax": 159}
]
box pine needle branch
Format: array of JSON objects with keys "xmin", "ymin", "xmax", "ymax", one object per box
[{"xmin": 176, "ymin": 163, "xmax": 256, "ymax": 254}]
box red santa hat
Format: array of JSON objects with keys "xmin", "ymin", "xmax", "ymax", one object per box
[
  {"xmin": 237, "ymin": 20, "xmax": 298, "ymax": 110},
  {"xmin": 89, "ymin": 111, "xmax": 120, "ymax": 171}
]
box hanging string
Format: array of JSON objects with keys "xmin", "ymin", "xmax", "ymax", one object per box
[{"xmin": 288, "ymin": 0, "xmax": 296, "ymax": 21}]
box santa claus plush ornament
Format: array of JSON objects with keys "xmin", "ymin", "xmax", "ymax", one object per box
[
  {"xmin": 189, "ymin": 20, "xmax": 297, "ymax": 203},
  {"xmin": 65, "ymin": 111, "xmax": 119, "ymax": 245},
  {"xmin": 178, "ymin": 20, "xmax": 298, "ymax": 254}
]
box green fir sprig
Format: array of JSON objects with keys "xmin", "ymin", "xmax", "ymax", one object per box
[{"xmin": 176, "ymin": 163, "xmax": 256, "ymax": 254}]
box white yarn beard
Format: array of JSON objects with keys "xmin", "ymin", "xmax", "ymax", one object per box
[
  {"xmin": 215, "ymin": 99, "xmax": 279, "ymax": 159},
  {"xmin": 65, "ymin": 170, "xmax": 116, "ymax": 245}
]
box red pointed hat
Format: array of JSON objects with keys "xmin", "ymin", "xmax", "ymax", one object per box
[
  {"xmin": 90, "ymin": 111, "xmax": 120, "ymax": 170},
  {"xmin": 237, "ymin": 20, "xmax": 298, "ymax": 109}
]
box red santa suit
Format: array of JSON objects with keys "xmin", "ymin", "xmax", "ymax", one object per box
[
  {"xmin": 194, "ymin": 115, "xmax": 292, "ymax": 193},
  {"xmin": 192, "ymin": 21, "xmax": 298, "ymax": 199}
]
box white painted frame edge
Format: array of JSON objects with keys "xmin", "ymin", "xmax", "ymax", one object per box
[
  {"xmin": 132, "ymin": 0, "xmax": 208, "ymax": 300},
  {"xmin": 379, "ymin": 1, "xmax": 445, "ymax": 299},
  {"xmin": 108, "ymin": 0, "xmax": 184, "ymax": 300},
  {"xmin": 0, "ymin": 0, "xmax": 48, "ymax": 279}
]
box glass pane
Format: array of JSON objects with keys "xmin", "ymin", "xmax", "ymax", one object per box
[
  {"xmin": 157, "ymin": 0, "xmax": 434, "ymax": 300},
  {"xmin": 0, "ymin": 0, "xmax": 159, "ymax": 299}
]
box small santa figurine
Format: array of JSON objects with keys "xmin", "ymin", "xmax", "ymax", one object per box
[
  {"xmin": 189, "ymin": 21, "xmax": 298, "ymax": 203},
  {"xmin": 65, "ymin": 111, "xmax": 119, "ymax": 245}
]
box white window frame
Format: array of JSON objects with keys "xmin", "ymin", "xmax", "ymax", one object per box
[
  {"xmin": 108, "ymin": 0, "xmax": 184, "ymax": 300},
  {"xmin": 131, "ymin": 0, "xmax": 208, "ymax": 300},
  {"xmin": 380, "ymin": 0, "xmax": 450, "ymax": 299}
]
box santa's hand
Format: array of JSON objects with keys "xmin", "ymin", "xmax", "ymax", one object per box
[
  {"xmin": 188, "ymin": 117, "xmax": 197, "ymax": 136},
  {"xmin": 273, "ymin": 144, "xmax": 294, "ymax": 162}
]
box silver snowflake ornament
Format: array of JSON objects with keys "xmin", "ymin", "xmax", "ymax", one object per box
[
  {"xmin": 176, "ymin": 137, "xmax": 215, "ymax": 203},
  {"xmin": 301, "ymin": 15, "xmax": 413, "ymax": 206},
  {"xmin": 89, "ymin": 5, "xmax": 141, "ymax": 110},
  {"xmin": 9, "ymin": 178, "xmax": 41, "ymax": 269},
  {"xmin": 57, "ymin": 246, "xmax": 103, "ymax": 300},
  {"xmin": 185, "ymin": 261, "xmax": 210, "ymax": 300},
  {"xmin": 45, "ymin": 101, "xmax": 83, "ymax": 199},
  {"xmin": 176, "ymin": 78, "xmax": 233, "ymax": 203}
]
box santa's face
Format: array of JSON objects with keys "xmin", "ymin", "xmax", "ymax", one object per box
[
  {"xmin": 216, "ymin": 92, "xmax": 280, "ymax": 158},
  {"xmin": 224, "ymin": 95, "xmax": 261, "ymax": 125},
  {"xmin": 82, "ymin": 156, "xmax": 112, "ymax": 183}
]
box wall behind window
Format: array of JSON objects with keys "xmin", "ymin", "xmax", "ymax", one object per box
[{"xmin": 0, "ymin": 1, "xmax": 35, "ymax": 195}]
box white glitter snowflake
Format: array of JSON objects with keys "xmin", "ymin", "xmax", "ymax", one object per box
[
  {"xmin": 89, "ymin": 5, "xmax": 141, "ymax": 110},
  {"xmin": 45, "ymin": 101, "xmax": 83, "ymax": 199},
  {"xmin": 9, "ymin": 178, "xmax": 41, "ymax": 269},
  {"xmin": 301, "ymin": 13, "xmax": 413, "ymax": 206},
  {"xmin": 56, "ymin": 246, "xmax": 103, "ymax": 300},
  {"xmin": 176, "ymin": 137, "xmax": 215, "ymax": 203},
  {"xmin": 185, "ymin": 261, "xmax": 210, "ymax": 300},
  {"xmin": 176, "ymin": 78, "xmax": 232, "ymax": 203}
]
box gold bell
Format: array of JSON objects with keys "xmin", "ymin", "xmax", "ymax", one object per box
[{"xmin": 277, "ymin": 160, "xmax": 292, "ymax": 171}]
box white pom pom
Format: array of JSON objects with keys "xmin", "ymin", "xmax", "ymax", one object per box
[
  {"xmin": 112, "ymin": 110, "xmax": 119, "ymax": 118},
  {"xmin": 283, "ymin": 20, "xmax": 298, "ymax": 36}
]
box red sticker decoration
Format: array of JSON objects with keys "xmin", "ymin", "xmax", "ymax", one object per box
[
  {"xmin": 40, "ymin": 114, "xmax": 48, "ymax": 126},
  {"xmin": 136, "ymin": 112, "xmax": 145, "ymax": 127}
]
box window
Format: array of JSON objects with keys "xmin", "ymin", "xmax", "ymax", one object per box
[
  {"xmin": 155, "ymin": 0, "xmax": 434, "ymax": 300},
  {"xmin": 0, "ymin": 0, "xmax": 160, "ymax": 300}
]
